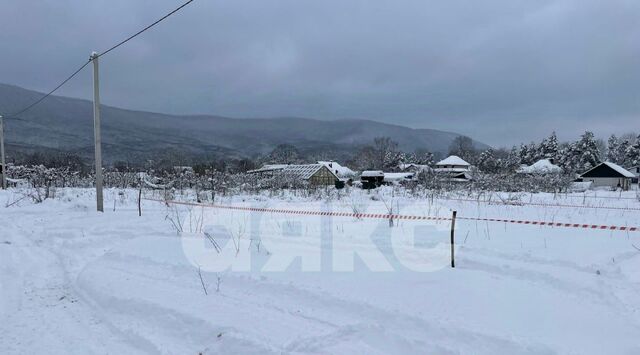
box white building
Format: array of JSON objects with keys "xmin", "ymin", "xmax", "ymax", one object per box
[
  {"xmin": 434, "ymin": 155, "xmax": 472, "ymax": 181},
  {"xmin": 434, "ymin": 155, "xmax": 470, "ymax": 172}
]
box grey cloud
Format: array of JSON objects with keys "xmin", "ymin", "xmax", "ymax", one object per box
[{"xmin": 1, "ymin": 0, "xmax": 638, "ymax": 146}]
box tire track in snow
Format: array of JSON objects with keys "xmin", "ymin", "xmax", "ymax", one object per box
[
  {"xmin": 0, "ymin": 217, "xmax": 147, "ymax": 354},
  {"xmin": 75, "ymin": 249, "xmax": 554, "ymax": 355}
]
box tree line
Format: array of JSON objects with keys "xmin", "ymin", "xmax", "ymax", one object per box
[{"xmin": 5, "ymin": 131, "xmax": 639, "ymax": 178}]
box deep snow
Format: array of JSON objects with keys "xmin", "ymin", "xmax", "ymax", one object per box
[{"xmin": 1, "ymin": 187, "xmax": 640, "ymax": 354}]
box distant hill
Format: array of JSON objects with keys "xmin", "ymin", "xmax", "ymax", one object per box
[{"xmin": 0, "ymin": 83, "xmax": 488, "ymax": 163}]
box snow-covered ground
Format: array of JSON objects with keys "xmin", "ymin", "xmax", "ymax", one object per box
[{"xmin": 1, "ymin": 187, "xmax": 640, "ymax": 354}]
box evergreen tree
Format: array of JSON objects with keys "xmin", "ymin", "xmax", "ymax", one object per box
[
  {"xmin": 626, "ymin": 134, "xmax": 640, "ymax": 166},
  {"xmin": 528, "ymin": 143, "xmax": 540, "ymax": 163},
  {"xmin": 540, "ymin": 132, "xmax": 559, "ymax": 161},
  {"xmin": 503, "ymin": 146, "xmax": 521, "ymax": 172},
  {"xmin": 574, "ymin": 131, "xmax": 600, "ymax": 171},
  {"xmin": 558, "ymin": 142, "xmax": 579, "ymax": 172},
  {"xmin": 518, "ymin": 144, "xmax": 529, "ymax": 165},
  {"xmin": 606, "ymin": 135, "xmax": 621, "ymax": 163},
  {"xmin": 519, "ymin": 143, "xmax": 537, "ymax": 165},
  {"xmin": 477, "ymin": 148, "xmax": 498, "ymax": 173},
  {"xmin": 617, "ymin": 139, "xmax": 631, "ymax": 166}
]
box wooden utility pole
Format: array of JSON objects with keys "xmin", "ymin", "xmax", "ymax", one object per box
[
  {"xmin": 91, "ymin": 52, "xmax": 104, "ymax": 212},
  {"xmin": 450, "ymin": 210, "xmax": 457, "ymax": 268},
  {"xmin": 0, "ymin": 115, "xmax": 6, "ymax": 190}
]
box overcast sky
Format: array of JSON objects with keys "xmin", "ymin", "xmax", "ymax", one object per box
[{"xmin": 1, "ymin": 0, "xmax": 638, "ymax": 146}]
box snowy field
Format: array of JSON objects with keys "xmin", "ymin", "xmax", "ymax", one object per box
[{"xmin": 1, "ymin": 187, "xmax": 640, "ymax": 354}]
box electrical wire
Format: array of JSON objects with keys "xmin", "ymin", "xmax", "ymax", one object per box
[
  {"xmin": 6, "ymin": 60, "xmax": 91, "ymax": 119},
  {"xmin": 97, "ymin": 0, "xmax": 194, "ymax": 59},
  {"xmin": 4, "ymin": 0, "xmax": 195, "ymax": 119}
]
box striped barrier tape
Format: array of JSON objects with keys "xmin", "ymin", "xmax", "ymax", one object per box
[
  {"xmin": 450, "ymin": 194, "xmax": 640, "ymax": 201},
  {"xmin": 143, "ymin": 198, "xmax": 451, "ymax": 221},
  {"xmin": 456, "ymin": 216, "xmax": 638, "ymax": 231},
  {"xmin": 443, "ymin": 197, "xmax": 640, "ymax": 212},
  {"xmin": 143, "ymin": 198, "xmax": 639, "ymax": 233}
]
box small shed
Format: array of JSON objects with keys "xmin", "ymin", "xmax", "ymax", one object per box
[
  {"xmin": 579, "ymin": 162, "xmax": 635, "ymax": 191},
  {"xmin": 361, "ymin": 170, "xmax": 384, "ymax": 189}
]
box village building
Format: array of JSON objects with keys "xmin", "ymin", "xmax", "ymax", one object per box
[
  {"xmin": 398, "ymin": 163, "xmax": 432, "ymax": 173},
  {"xmin": 434, "ymin": 155, "xmax": 471, "ymax": 172},
  {"xmin": 359, "ymin": 170, "xmax": 415, "ymax": 189},
  {"xmin": 434, "ymin": 155, "xmax": 472, "ymax": 181},
  {"xmin": 360, "ymin": 170, "xmax": 385, "ymax": 189},
  {"xmin": 317, "ymin": 161, "xmax": 355, "ymax": 178},
  {"xmin": 245, "ymin": 164, "xmax": 288, "ymax": 176},
  {"xmin": 248, "ymin": 164, "xmax": 339, "ymax": 186},
  {"xmin": 579, "ymin": 162, "xmax": 635, "ymax": 191}
]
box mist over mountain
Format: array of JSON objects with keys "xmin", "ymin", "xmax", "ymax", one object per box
[{"xmin": 0, "ymin": 83, "xmax": 487, "ymax": 163}]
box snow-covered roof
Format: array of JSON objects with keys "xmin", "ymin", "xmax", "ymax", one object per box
[
  {"xmin": 435, "ymin": 155, "xmax": 470, "ymax": 167},
  {"xmin": 361, "ymin": 170, "xmax": 384, "ymax": 177},
  {"xmin": 264, "ymin": 164, "xmax": 288, "ymax": 169},
  {"xmin": 517, "ymin": 159, "xmax": 562, "ymax": 174},
  {"xmin": 281, "ymin": 164, "xmax": 337, "ymax": 180},
  {"xmin": 398, "ymin": 163, "xmax": 432, "ymax": 172},
  {"xmin": 383, "ymin": 172, "xmax": 415, "ymax": 181},
  {"xmin": 248, "ymin": 164, "xmax": 338, "ymax": 180},
  {"xmin": 601, "ymin": 162, "xmax": 635, "ymax": 178},
  {"xmin": 624, "ymin": 165, "xmax": 640, "ymax": 176},
  {"xmin": 246, "ymin": 164, "xmax": 288, "ymax": 174},
  {"xmin": 318, "ymin": 161, "xmax": 355, "ymax": 177},
  {"xmin": 580, "ymin": 162, "xmax": 635, "ymax": 178}
]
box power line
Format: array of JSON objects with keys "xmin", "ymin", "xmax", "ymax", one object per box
[
  {"xmin": 4, "ymin": 0, "xmax": 195, "ymax": 119},
  {"xmin": 7, "ymin": 60, "xmax": 91, "ymax": 119},
  {"xmin": 97, "ymin": 0, "xmax": 195, "ymax": 59}
]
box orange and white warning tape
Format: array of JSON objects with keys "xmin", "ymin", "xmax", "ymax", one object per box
[
  {"xmin": 443, "ymin": 197, "xmax": 640, "ymax": 212},
  {"xmin": 144, "ymin": 198, "xmax": 639, "ymax": 232}
]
